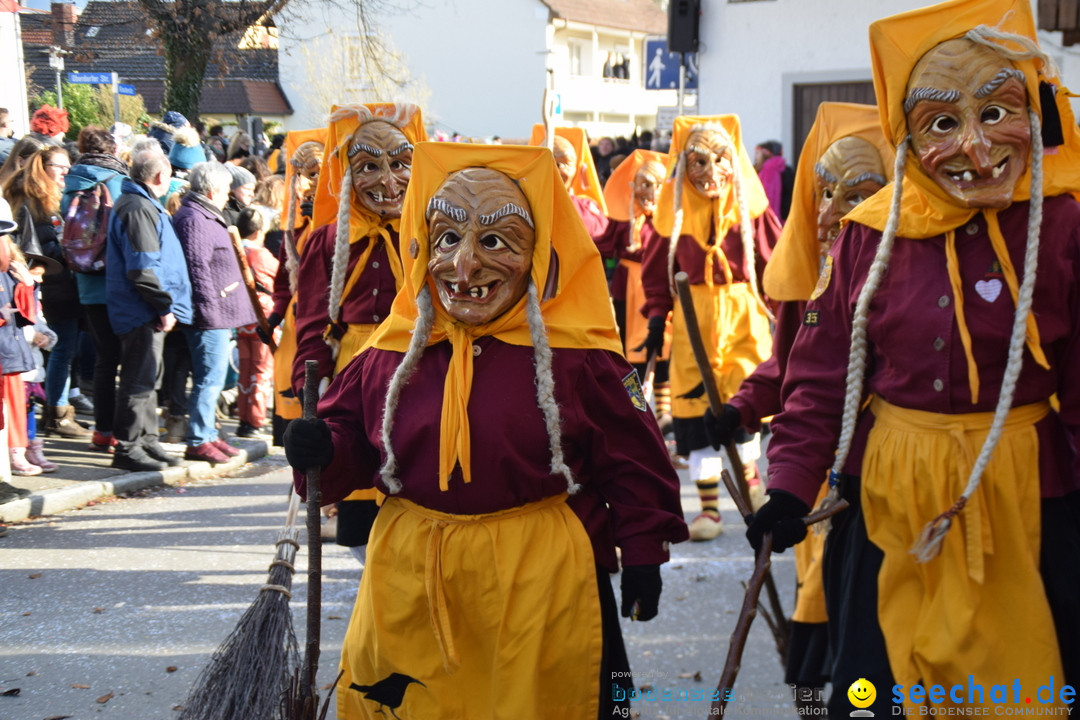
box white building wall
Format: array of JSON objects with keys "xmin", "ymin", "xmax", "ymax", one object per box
[
  {"xmin": 278, "ymin": 0, "xmax": 550, "ymax": 139},
  {"xmin": 1, "ymin": 9, "xmax": 30, "ymax": 136},
  {"xmin": 695, "ymin": 0, "xmax": 1076, "ymax": 159}
]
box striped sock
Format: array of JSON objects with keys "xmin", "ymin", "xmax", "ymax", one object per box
[
  {"xmin": 653, "ymin": 383, "xmax": 671, "ymax": 416},
  {"xmin": 696, "ymin": 477, "xmax": 721, "ymax": 518}
]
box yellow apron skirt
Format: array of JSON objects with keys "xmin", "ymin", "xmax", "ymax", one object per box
[
  {"xmin": 272, "ymin": 297, "xmax": 302, "ymax": 421},
  {"xmin": 670, "ymin": 281, "xmax": 772, "ymax": 418},
  {"xmin": 792, "ymin": 483, "xmax": 829, "ymax": 624},
  {"xmin": 623, "ymin": 259, "xmax": 672, "ymax": 365},
  {"xmin": 861, "ymin": 397, "xmax": 1064, "ymax": 709},
  {"xmin": 338, "ymin": 494, "xmax": 602, "ymax": 720}
]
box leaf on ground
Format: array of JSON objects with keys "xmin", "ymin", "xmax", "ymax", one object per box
[
  {"xmin": 693, "ymin": 671, "xmax": 702, "ymax": 682},
  {"xmin": 327, "ymin": 615, "xmax": 343, "ymax": 620},
  {"xmin": 92, "ymin": 607, "xmax": 105, "ymax": 614},
  {"xmin": 320, "ymin": 683, "xmax": 335, "ymax": 691},
  {"xmin": 1, "ymin": 688, "xmax": 20, "ymax": 696},
  {"xmin": 25, "ymin": 670, "xmax": 35, "ymax": 676},
  {"xmin": 21, "ymin": 612, "xmax": 30, "ymax": 616},
  {"xmin": 96, "ymin": 692, "xmax": 113, "ymax": 704},
  {"xmin": 71, "ymin": 684, "xmax": 90, "ymax": 689},
  {"xmin": 44, "ymin": 715, "xmax": 73, "ymax": 719},
  {"xmin": 28, "ymin": 573, "xmax": 42, "ymax": 579},
  {"xmin": 677, "ymin": 672, "xmax": 695, "ymax": 679},
  {"xmin": 165, "ymin": 666, "xmax": 177, "ymax": 673}
]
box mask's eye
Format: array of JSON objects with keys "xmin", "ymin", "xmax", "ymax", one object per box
[
  {"xmin": 929, "ymin": 115, "xmax": 959, "ymax": 134},
  {"xmin": 981, "ymin": 105, "xmax": 1007, "ymax": 125},
  {"xmin": 480, "ymin": 234, "xmax": 508, "ymax": 251},
  {"xmin": 361, "ymin": 161, "xmax": 379, "ymax": 173},
  {"xmin": 390, "ymin": 159, "xmax": 410, "ymax": 171},
  {"xmin": 845, "ymin": 192, "xmax": 867, "ymax": 206},
  {"xmin": 435, "ymin": 231, "xmax": 460, "ymax": 252},
  {"xmin": 822, "ymin": 188, "xmax": 834, "ymax": 201}
]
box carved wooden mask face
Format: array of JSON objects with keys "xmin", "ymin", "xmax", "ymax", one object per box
[
  {"xmin": 293, "ymin": 141, "xmax": 324, "ymax": 204},
  {"xmin": 815, "ymin": 136, "xmax": 888, "ymax": 250},
  {"xmin": 346, "ymin": 121, "xmax": 413, "ymax": 218},
  {"xmin": 684, "ymin": 129, "xmax": 734, "ymax": 199},
  {"xmin": 633, "ymin": 161, "xmax": 666, "ymax": 217},
  {"xmin": 426, "ymin": 168, "xmax": 536, "ymax": 326},
  {"xmin": 552, "ymin": 136, "xmax": 577, "ymax": 191},
  {"xmin": 905, "ymin": 38, "xmax": 1030, "ymax": 209}
]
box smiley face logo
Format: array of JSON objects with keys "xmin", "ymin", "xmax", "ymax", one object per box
[{"xmin": 848, "ymin": 678, "xmax": 876, "ymax": 709}]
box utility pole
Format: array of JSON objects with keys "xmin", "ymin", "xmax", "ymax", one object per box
[{"xmin": 47, "ymin": 46, "xmax": 66, "ymax": 109}]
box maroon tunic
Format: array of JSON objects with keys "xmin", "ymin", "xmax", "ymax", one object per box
[
  {"xmin": 291, "ymin": 222, "xmax": 400, "ymax": 391},
  {"xmin": 767, "ymin": 196, "xmax": 1080, "ymax": 508},
  {"xmin": 298, "ymin": 339, "xmax": 689, "ymax": 571},
  {"xmin": 639, "ymin": 212, "xmax": 782, "ymax": 320}
]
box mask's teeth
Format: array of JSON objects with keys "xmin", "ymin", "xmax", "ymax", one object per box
[
  {"xmin": 962, "ymin": 171, "xmax": 974, "ymax": 182},
  {"xmin": 469, "ymin": 286, "xmax": 482, "ymax": 298},
  {"xmin": 992, "ymin": 164, "xmax": 1004, "ymax": 179}
]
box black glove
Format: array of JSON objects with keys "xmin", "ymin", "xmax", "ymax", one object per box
[
  {"xmin": 746, "ymin": 490, "xmax": 810, "ymax": 553},
  {"xmin": 633, "ymin": 315, "xmax": 666, "ymax": 357},
  {"xmin": 704, "ymin": 403, "xmax": 742, "ymax": 451},
  {"xmin": 267, "ymin": 312, "xmax": 283, "ymax": 331},
  {"xmin": 300, "ymin": 200, "xmax": 314, "ymax": 218},
  {"xmin": 620, "ymin": 564, "xmax": 662, "ymax": 621},
  {"xmin": 283, "ymin": 418, "xmax": 334, "ymax": 473},
  {"xmin": 255, "ymin": 325, "xmax": 274, "ymax": 346}
]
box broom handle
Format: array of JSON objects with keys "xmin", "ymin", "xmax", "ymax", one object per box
[
  {"xmin": 300, "ymin": 360, "xmax": 322, "ymax": 714},
  {"xmin": 228, "ymin": 226, "xmax": 278, "ymax": 353}
]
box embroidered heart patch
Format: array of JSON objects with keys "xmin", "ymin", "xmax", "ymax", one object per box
[{"xmin": 975, "ymin": 278, "xmax": 1003, "ymax": 303}]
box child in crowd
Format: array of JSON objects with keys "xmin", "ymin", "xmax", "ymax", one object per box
[{"xmin": 235, "ymin": 207, "xmax": 278, "ymax": 438}]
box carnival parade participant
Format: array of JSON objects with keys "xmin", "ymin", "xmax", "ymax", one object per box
[
  {"xmin": 292, "ymin": 103, "xmax": 425, "ymax": 552},
  {"xmin": 705, "ymin": 101, "xmax": 892, "ymax": 713},
  {"xmin": 603, "ymin": 149, "xmax": 673, "ymax": 427},
  {"xmin": 284, "ymin": 142, "xmax": 687, "ymax": 719},
  {"xmin": 754, "ymin": 0, "xmax": 1080, "ymax": 714},
  {"xmin": 267, "ymin": 130, "xmax": 325, "ymax": 444},
  {"xmin": 640, "ymin": 114, "xmax": 781, "ymax": 541}
]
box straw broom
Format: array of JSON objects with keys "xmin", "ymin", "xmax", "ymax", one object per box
[{"xmin": 177, "ymin": 493, "xmax": 302, "ymax": 720}]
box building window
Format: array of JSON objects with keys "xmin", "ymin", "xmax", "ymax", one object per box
[{"xmin": 568, "ymin": 39, "xmax": 588, "ymax": 77}]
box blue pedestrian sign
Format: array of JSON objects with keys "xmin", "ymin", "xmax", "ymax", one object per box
[
  {"xmin": 67, "ymin": 71, "xmax": 112, "ymax": 84},
  {"xmin": 643, "ymin": 37, "xmax": 698, "ymax": 90},
  {"xmin": 118, "ymin": 84, "xmax": 136, "ymax": 96}
]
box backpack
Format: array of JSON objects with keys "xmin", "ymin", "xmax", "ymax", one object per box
[{"xmin": 61, "ymin": 177, "xmax": 115, "ymax": 275}]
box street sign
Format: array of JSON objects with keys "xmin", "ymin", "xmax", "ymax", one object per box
[
  {"xmin": 643, "ymin": 37, "xmax": 698, "ymax": 91},
  {"xmin": 117, "ymin": 84, "xmax": 136, "ymax": 96},
  {"xmin": 67, "ymin": 71, "xmax": 112, "ymax": 84},
  {"xmin": 655, "ymin": 101, "xmax": 699, "ymax": 132}
]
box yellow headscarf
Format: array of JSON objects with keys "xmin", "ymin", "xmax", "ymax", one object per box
[
  {"xmin": 367, "ymin": 143, "xmax": 622, "ymax": 488},
  {"xmin": 763, "ymin": 103, "xmax": 893, "ymax": 302},
  {"xmin": 310, "ymin": 103, "xmax": 427, "ymax": 238},
  {"xmin": 652, "ymin": 114, "xmax": 769, "ymax": 247},
  {"xmin": 281, "ymin": 127, "xmax": 328, "ymax": 219},
  {"xmin": 603, "ymin": 149, "xmax": 669, "ymax": 222},
  {"xmin": 528, "ymin": 124, "xmax": 608, "ymax": 213},
  {"xmin": 848, "ymin": 0, "xmax": 1080, "ymax": 401},
  {"xmin": 850, "ymin": 0, "xmax": 1080, "ymax": 236}
]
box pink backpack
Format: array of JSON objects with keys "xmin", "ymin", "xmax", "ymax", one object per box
[{"xmin": 61, "ymin": 177, "xmax": 114, "ymax": 274}]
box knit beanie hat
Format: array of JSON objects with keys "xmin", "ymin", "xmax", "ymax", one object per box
[
  {"xmin": 227, "ymin": 163, "xmax": 256, "ymax": 192},
  {"xmin": 162, "ymin": 111, "xmax": 189, "ymax": 129},
  {"xmin": 168, "ymin": 126, "xmax": 205, "ymax": 170}
]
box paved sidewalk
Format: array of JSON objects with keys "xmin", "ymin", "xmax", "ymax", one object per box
[{"xmin": 0, "ymin": 414, "xmax": 271, "ymax": 523}]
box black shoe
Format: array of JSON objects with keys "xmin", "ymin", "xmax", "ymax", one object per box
[
  {"xmin": 144, "ymin": 442, "xmax": 182, "ymax": 467},
  {"xmin": 69, "ymin": 394, "xmax": 95, "ymax": 415},
  {"xmin": 111, "ymin": 450, "xmax": 168, "ymax": 472},
  {"xmin": 236, "ymin": 421, "xmax": 268, "ymax": 439},
  {"xmin": 0, "ymin": 481, "xmax": 31, "ymax": 504}
]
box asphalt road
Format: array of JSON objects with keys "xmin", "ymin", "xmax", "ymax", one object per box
[{"xmin": 0, "ymin": 448, "xmax": 807, "ymax": 720}]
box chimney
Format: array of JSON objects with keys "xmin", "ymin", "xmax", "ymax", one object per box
[{"xmin": 51, "ymin": 2, "xmax": 76, "ymax": 47}]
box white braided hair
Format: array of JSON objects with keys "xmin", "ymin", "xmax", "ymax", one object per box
[
  {"xmin": 283, "ymin": 170, "xmax": 300, "ymax": 295},
  {"xmin": 378, "ymin": 282, "xmax": 579, "ymax": 496}
]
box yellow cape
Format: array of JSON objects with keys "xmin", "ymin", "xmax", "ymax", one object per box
[
  {"xmin": 528, "ymin": 124, "xmax": 608, "ymax": 214},
  {"xmin": 652, "ymin": 114, "xmax": 769, "ymax": 247},
  {"xmin": 367, "ymin": 143, "xmax": 622, "ymax": 487},
  {"xmin": 763, "ymin": 103, "xmax": 893, "ymax": 302}
]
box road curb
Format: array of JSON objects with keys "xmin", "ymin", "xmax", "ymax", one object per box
[{"xmin": 0, "ymin": 440, "xmax": 269, "ymax": 523}]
